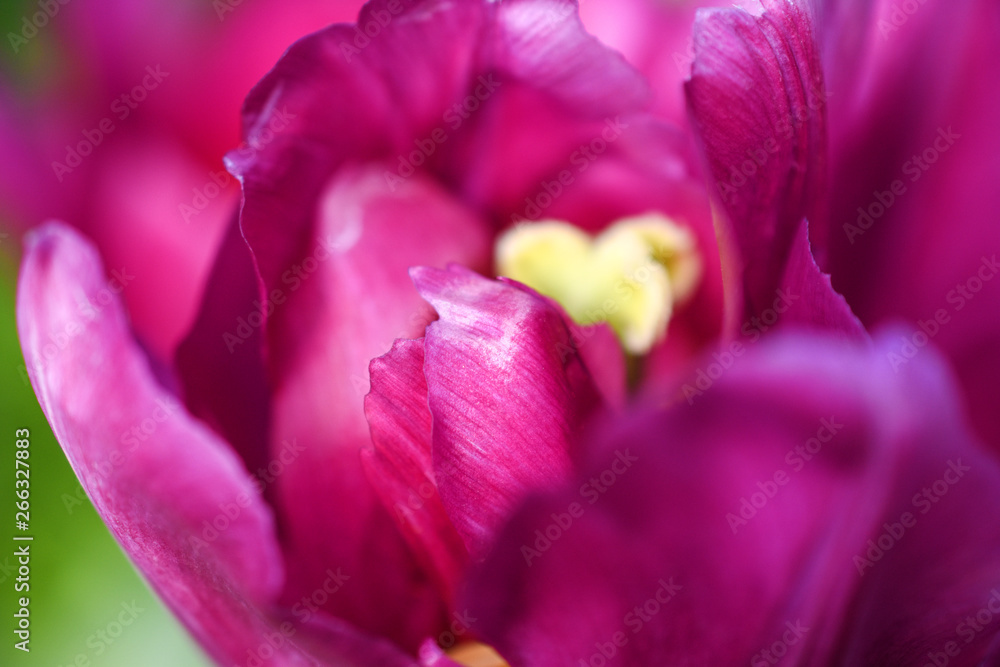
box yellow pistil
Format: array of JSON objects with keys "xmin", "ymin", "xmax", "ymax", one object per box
[
  {"xmin": 495, "ymin": 213, "xmax": 700, "ymax": 354},
  {"xmin": 446, "ymin": 641, "xmax": 511, "ymax": 666}
]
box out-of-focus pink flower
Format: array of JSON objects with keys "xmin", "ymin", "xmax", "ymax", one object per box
[
  {"xmin": 15, "ymin": 0, "xmax": 1000, "ymax": 665},
  {"xmin": 1, "ymin": 0, "xmax": 364, "ymax": 360}
]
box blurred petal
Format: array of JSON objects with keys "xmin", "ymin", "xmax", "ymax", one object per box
[
  {"xmin": 580, "ymin": 0, "xmax": 720, "ymax": 125},
  {"xmin": 0, "ymin": 81, "xmax": 65, "ymax": 231},
  {"xmin": 466, "ymin": 331, "xmax": 1000, "ymax": 665},
  {"xmin": 413, "ymin": 265, "xmax": 606, "ymax": 560},
  {"xmin": 51, "ymin": 0, "xmax": 362, "ymax": 159},
  {"xmin": 175, "ymin": 214, "xmax": 272, "ymax": 479},
  {"xmin": 567, "ymin": 321, "xmax": 627, "ymax": 410},
  {"xmin": 418, "ymin": 640, "xmax": 464, "ymax": 666},
  {"xmin": 50, "ymin": 131, "xmax": 234, "ymax": 362},
  {"xmin": 822, "ymin": 0, "xmax": 1000, "ymax": 452},
  {"xmin": 490, "ymin": 0, "xmax": 649, "ymax": 116}
]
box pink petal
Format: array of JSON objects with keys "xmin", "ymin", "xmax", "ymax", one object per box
[
  {"xmin": 685, "ymin": 0, "xmax": 828, "ymax": 321},
  {"xmin": 229, "ymin": 0, "xmax": 488, "ymax": 295},
  {"xmin": 264, "ymin": 168, "xmax": 490, "ymax": 651},
  {"xmin": 566, "ymin": 321, "xmax": 627, "ymax": 411},
  {"xmin": 452, "ymin": 0, "xmax": 652, "ymax": 220},
  {"xmin": 18, "ymin": 222, "xmax": 423, "ymax": 665},
  {"xmin": 362, "ymin": 338, "xmax": 470, "ymax": 605},
  {"xmin": 580, "ymin": 0, "xmax": 721, "ymax": 126},
  {"xmin": 17, "ymin": 223, "xmax": 283, "ymax": 662},
  {"xmin": 413, "ymin": 266, "xmax": 606, "ymax": 560},
  {"xmin": 489, "ymin": 0, "xmax": 650, "ymax": 117}
]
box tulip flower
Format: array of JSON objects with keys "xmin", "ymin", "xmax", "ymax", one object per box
[{"xmin": 16, "ymin": 0, "xmax": 1000, "ymax": 664}]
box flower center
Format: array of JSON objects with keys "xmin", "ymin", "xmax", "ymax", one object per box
[
  {"xmin": 446, "ymin": 641, "xmax": 511, "ymax": 666},
  {"xmin": 495, "ymin": 213, "xmax": 700, "ymax": 354}
]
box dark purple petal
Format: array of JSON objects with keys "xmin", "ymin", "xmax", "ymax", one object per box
[
  {"xmin": 774, "ymin": 219, "xmax": 868, "ymax": 342},
  {"xmin": 175, "ymin": 213, "xmax": 272, "ymax": 482},
  {"xmin": 685, "ymin": 0, "xmax": 828, "ymax": 322},
  {"xmin": 413, "ymin": 265, "xmax": 607, "ymax": 561},
  {"xmin": 821, "ymin": 0, "xmax": 1000, "ymax": 452},
  {"xmin": 465, "ymin": 331, "xmax": 1000, "ymax": 665}
]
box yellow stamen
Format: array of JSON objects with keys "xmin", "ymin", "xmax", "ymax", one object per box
[
  {"xmin": 495, "ymin": 213, "xmax": 700, "ymax": 354},
  {"xmin": 446, "ymin": 641, "xmax": 510, "ymax": 667}
]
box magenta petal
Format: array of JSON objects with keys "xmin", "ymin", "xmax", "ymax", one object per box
[
  {"xmin": 265, "ymin": 168, "xmax": 490, "ymax": 649},
  {"xmin": 175, "ymin": 213, "xmax": 272, "ymax": 478},
  {"xmin": 490, "ymin": 0, "xmax": 649, "ymax": 117},
  {"xmin": 362, "ymin": 338, "xmax": 470, "ymax": 605},
  {"xmin": 229, "ymin": 0, "xmax": 488, "ymax": 295},
  {"xmin": 17, "ymin": 223, "xmax": 284, "ymax": 661},
  {"xmin": 413, "ymin": 266, "xmax": 605, "ymax": 560},
  {"xmin": 465, "ymin": 332, "xmax": 1000, "ymax": 665},
  {"xmin": 775, "ymin": 219, "xmax": 868, "ymax": 343},
  {"xmin": 566, "ymin": 321, "xmax": 627, "ymax": 410},
  {"xmin": 822, "ymin": 0, "xmax": 1000, "ymax": 453},
  {"xmin": 580, "ymin": 0, "xmax": 719, "ymax": 126},
  {"xmin": 417, "ymin": 639, "xmax": 464, "ymax": 667},
  {"xmin": 17, "ymin": 223, "xmax": 424, "ymax": 666},
  {"xmin": 686, "ymin": 0, "xmax": 828, "ymax": 319}
]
